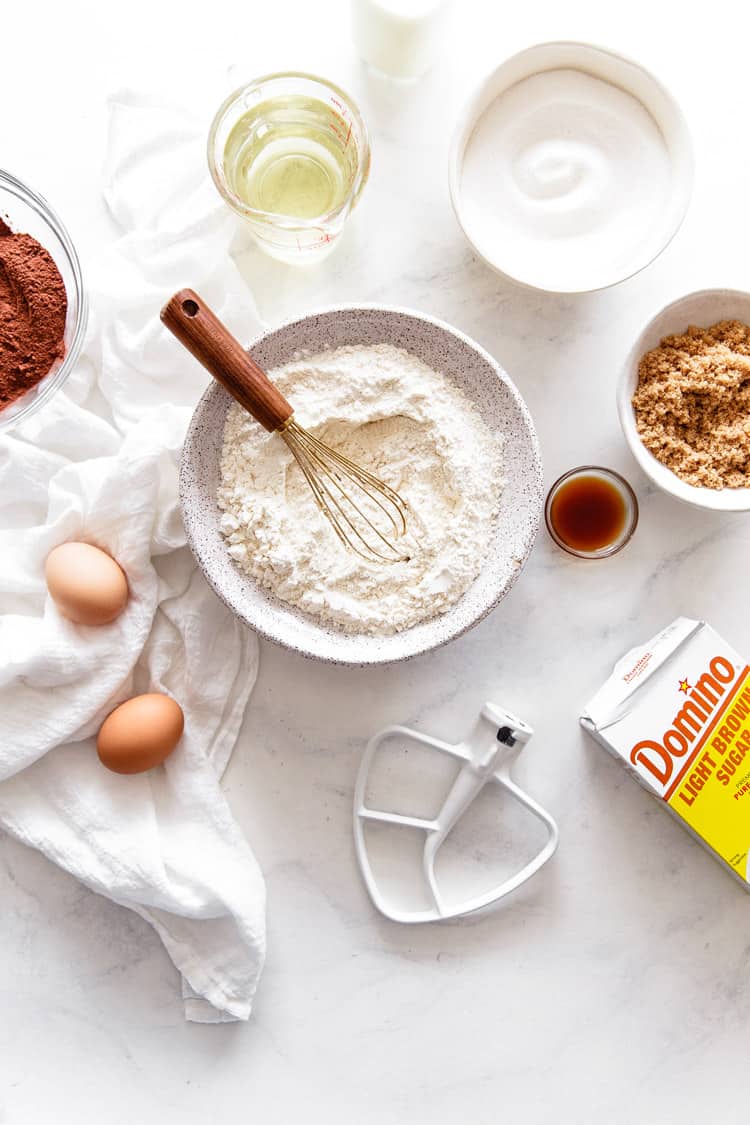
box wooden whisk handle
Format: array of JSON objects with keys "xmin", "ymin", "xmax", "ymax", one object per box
[{"xmin": 160, "ymin": 289, "xmax": 293, "ymax": 432}]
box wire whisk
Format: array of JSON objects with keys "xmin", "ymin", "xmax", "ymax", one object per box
[{"xmin": 162, "ymin": 290, "xmax": 410, "ymax": 564}]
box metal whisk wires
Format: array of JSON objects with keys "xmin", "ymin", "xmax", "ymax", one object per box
[
  {"xmin": 160, "ymin": 289, "xmax": 411, "ymax": 565},
  {"xmin": 280, "ymin": 418, "xmax": 410, "ymax": 564}
]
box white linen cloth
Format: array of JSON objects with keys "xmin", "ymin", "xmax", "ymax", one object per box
[{"xmin": 0, "ymin": 92, "xmax": 266, "ymax": 1022}]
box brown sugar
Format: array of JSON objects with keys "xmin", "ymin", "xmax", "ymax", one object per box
[{"xmin": 632, "ymin": 320, "xmax": 750, "ymax": 489}]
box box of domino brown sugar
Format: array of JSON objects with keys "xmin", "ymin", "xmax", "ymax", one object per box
[{"xmin": 580, "ymin": 618, "xmax": 750, "ymax": 890}]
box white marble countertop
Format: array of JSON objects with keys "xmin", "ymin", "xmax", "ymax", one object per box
[{"xmin": 3, "ymin": 1, "xmax": 750, "ymax": 1122}]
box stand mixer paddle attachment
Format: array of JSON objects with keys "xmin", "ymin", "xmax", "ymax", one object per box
[
  {"xmin": 354, "ymin": 702, "xmax": 559, "ymax": 923},
  {"xmin": 161, "ymin": 289, "xmax": 410, "ymax": 563}
]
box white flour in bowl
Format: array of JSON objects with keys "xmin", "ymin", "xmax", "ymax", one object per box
[{"xmin": 217, "ymin": 344, "xmax": 504, "ymax": 635}]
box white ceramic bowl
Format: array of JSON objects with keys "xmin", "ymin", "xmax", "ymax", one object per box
[
  {"xmin": 449, "ymin": 41, "xmax": 693, "ymax": 294},
  {"xmin": 618, "ymin": 288, "xmax": 750, "ymax": 512},
  {"xmin": 180, "ymin": 306, "xmax": 543, "ymax": 665}
]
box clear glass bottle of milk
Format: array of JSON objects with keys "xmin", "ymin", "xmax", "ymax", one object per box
[{"xmin": 350, "ymin": 0, "xmax": 454, "ymax": 81}]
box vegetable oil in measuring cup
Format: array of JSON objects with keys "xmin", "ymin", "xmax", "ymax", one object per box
[
  {"xmin": 223, "ymin": 96, "xmax": 359, "ymax": 220},
  {"xmin": 209, "ymin": 74, "xmax": 369, "ymax": 261}
]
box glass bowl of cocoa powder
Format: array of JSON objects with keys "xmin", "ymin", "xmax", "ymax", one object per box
[{"xmin": 0, "ymin": 169, "xmax": 87, "ymax": 434}]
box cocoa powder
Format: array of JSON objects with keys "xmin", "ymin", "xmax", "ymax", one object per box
[{"xmin": 0, "ymin": 218, "xmax": 68, "ymax": 410}]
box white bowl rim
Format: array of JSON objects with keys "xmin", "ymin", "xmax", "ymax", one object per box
[
  {"xmin": 617, "ymin": 287, "xmax": 750, "ymax": 512},
  {"xmin": 448, "ymin": 39, "xmax": 694, "ymax": 295},
  {"xmin": 179, "ymin": 302, "xmax": 543, "ymax": 665}
]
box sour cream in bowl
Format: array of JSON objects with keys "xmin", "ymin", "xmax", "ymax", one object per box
[{"xmin": 450, "ymin": 42, "xmax": 693, "ymax": 294}]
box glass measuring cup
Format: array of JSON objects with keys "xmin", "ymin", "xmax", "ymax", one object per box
[{"xmin": 208, "ymin": 72, "xmax": 371, "ymax": 264}]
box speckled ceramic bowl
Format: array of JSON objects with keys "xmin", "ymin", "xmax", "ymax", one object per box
[{"xmin": 180, "ymin": 306, "xmax": 543, "ymax": 664}]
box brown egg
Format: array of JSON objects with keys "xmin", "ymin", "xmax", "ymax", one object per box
[
  {"xmin": 97, "ymin": 693, "xmax": 184, "ymax": 775},
  {"xmin": 45, "ymin": 542, "xmax": 129, "ymax": 626}
]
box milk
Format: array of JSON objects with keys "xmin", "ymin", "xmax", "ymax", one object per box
[
  {"xmin": 581, "ymin": 618, "xmax": 750, "ymax": 890},
  {"xmin": 350, "ymin": 0, "xmax": 452, "ymax": 81}
]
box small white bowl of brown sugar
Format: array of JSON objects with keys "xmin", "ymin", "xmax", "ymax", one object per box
[{"xmin": 618, "ymin": 289, "xmax": 750, "ymax": 511}]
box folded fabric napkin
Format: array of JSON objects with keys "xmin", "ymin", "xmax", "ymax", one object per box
[{"xmin": 0, "ymin": 91, "xmax": 266, "ymax": 1022}]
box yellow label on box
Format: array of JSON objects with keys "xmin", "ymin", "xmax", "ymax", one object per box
[
  {"xmin": 665, "ymin": 667, "xmax": 750, "ymax": 880},
  {"xmin": 581, "ymin": 619, "xmax": 750, "ymax": 890}
]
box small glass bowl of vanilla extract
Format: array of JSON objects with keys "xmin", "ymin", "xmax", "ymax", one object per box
[{"xmin": 545, "ymin": 466, "xmax": 638, "ymax": 559}]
